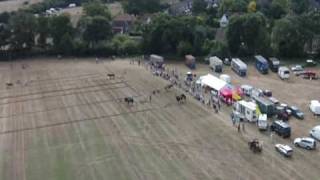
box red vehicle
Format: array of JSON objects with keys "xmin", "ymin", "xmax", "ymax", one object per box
[{"xmin": 303, "ymin": 71, "xmax": 317, "ymax": 80}]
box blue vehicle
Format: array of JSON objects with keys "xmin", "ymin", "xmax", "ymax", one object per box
[
  {"xmin": 231, "ymin": 58, "xmax": 247, "ymax": 77},
  {"xmin": 255, "ymin": 55, "xmax": 269, "ymax": 74}
]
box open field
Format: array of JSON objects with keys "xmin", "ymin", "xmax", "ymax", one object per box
[
  {"xmin": 0, "ymin": 0, "xmax": 43, "ymax": 13},
  {"xmin": 0, "ymin": 58, "xmax": 320, "ymax": 180},
  {"xmin": 59, "ymin": 2, "xmax": 124, "ymax": 26}
]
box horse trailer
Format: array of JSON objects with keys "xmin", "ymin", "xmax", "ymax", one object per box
[
  {"xmin": 185, "ymin": 55, "xmax": 196, "ymax": 69},
  {"xmin": 234, "ymin": 100, "xmax": 258, "ymax": 122},
  {"xmin": 255, "ymin": 55, "xmax": 269, "ymax": 74},
  {"xmin": 253, "ymin": 96, "xmax": 275, "ymax": 116},
  {"xmin": 268, "ymin": 57, "xmax": 280, "ymax": 72},
  {"xmin": 209, "ymin": 56, "xmax": 223, "ymax": 73},
  {"xmin": 258, "ymin": 114, "xmax": 268, "ymax": 130},
  {"xmin": 231, "ymin": 58, "xmax": 247, "ymax": 77}
]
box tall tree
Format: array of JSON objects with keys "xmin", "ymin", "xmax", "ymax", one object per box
[
  {"xmin": 36, "ymin": 16, "xmax": 50, "ymax": 48},
  {"xmin": 290, "ymin": 0, "xmax": 309, "ymax": 14},
  {"xmin": 49, "ymin": 15, "xmax": 74, "ymax": 52},
  {"xmin": 0, "ymin": 23, "xmax": 10, "ymax": 50},
  {"xmin": 271, "ymin": 17, "xmax": 309, "ymax": 57},
  {"xmin": 227, "ymin": 13, "xmax": 270, "ymax": 56},
  {"xmin": 9, "ymin": 12, "xmax": 37, "ymax": 51},
  {"xmin": 192, "ymin": 0, "xmax": 207, "ymax": 15},
  {"xmin": 78, "ymin": 16, "xmax": 112, "ymax": 48},
  {"xmin": 83, "ymin": 2, "xmax": 111, "ymax": 19},
  {"xmin": 123, "ymin": 0, "xmax": 162, "ymax": 15}
]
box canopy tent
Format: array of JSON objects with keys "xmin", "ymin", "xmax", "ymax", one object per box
[
  {"xmin": 220, "ymin": 84, "xmax": 243, "ymax": 104},
  {"xmin": 199, "ymin": 74, "xmax": 227, "ymax": 92}
]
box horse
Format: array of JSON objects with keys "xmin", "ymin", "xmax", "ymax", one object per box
[
  {"xmin": 107, "ymin": 73, "xmax": 115, "ymax": 80},
  {"xmin": 164, "ymin": 84, "xmax": 174, "ymax": 91},
  {"xmin": 176, "ymin": 94, "xmax": 186, "ymax": 104},
  {"xmin": 6, "ymin": 83, "xmax": 13, "ymax": 88},
  {"xmin": 124, "ymin": 97, "xmax": 134, "ymax": 105},
  {"xmin": 152, "ymin": 89, "xmax": 160, "ymax": 95}
]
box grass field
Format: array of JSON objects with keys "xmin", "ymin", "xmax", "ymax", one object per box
[
  {"xmin": 0, "ymin": 0, "xmax": 43, "ymax": 13},
  {"xmin": 0, "ymin": 58, "xmax": 319, "ymax": 180}
]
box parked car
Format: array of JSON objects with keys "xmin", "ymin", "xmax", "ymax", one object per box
[
  {"xmin": 271, "ymin": 120, "xmax": 291, "ymax": 138},
  {"xmin": 310, "ymin": 125, "xmax": 320, "ymax": 141},
  {"xmin": 289, "ymin": 106, "xmax": 304, "ymax": 120},
  {"xmin": 275, "ymin": 144, "xmax": 293, "ymax": 157},
  {"xmin": 277, "ymin": 111, "xmax": 289, "ymax": 121},
  {"xmin": 280, "ymin": 103, "xmax": 292, "ymax": 116},
  {"xmin": 291, "ymin": 65, "xmax": 304, "ymax": 72},
  {"xmin": 294, "ymin": 137, "xmax": 316, "ymax": 150},
  {"xmin": 223, "ymin": 58, "xmax": 231, "ymax": 66},
  {"xmin": 304, "ymin": 59, "xmax": 317, "ymax": 67},
  {"xmin": 263, "ymin": 89, "xmax": 272, "ymax": 97},
  {"xmin": 295, "ymin": 70, "xmax": 306, "ymax": 76},
  {"xmin": 269, "ymin": 97, "xmax": 279, "ymax": 105}
]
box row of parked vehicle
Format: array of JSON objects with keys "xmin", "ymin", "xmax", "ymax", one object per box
[
  {"xmin": 207, "ymin": 55, "xmax": 318, "ymax": 81},
  {"xmin": 236, "ymin": 84, "xmax": 320, "ymax": 158}
]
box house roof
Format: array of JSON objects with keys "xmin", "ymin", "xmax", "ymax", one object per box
[
  {"xmin": 220, "ymin": 14, "xmax": 228, "ymax": 23},
  {"xmin": 113, "ymin": 14, "xmax": 136, "ymax": 22}
]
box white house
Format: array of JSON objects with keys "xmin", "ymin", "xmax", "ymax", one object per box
[{"xmin": 220, "ymin": 14, "xmax": 229, "ymax": 28}]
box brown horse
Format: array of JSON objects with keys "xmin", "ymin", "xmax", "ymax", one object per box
[
  {"xmin": 107, "ymin": 73, "xmax": 115, "ymax": 79},
  {"xmin": 176, "ymin": 94, "xmax": 186, "ymax": 104}
]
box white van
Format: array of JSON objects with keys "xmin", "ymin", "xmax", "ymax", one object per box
[
  {"xmin": 310, "ymin": 100, "xmax": 320, "ymax": 115},
  {"xmin": 278, "ymin": 66, "xmax": 290, "ymax": 80},
  {"xmin": 310, "ymin": 125, "xmax": 320, "ymax": 141},
  {"xmin": 258, "ymin": 114, "xmax": 268, "ymax": 130}
]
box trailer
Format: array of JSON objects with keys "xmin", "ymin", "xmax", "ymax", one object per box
[
  {"xmin": 185, "ymin": 55, "xmax": 196, "ymax": 69},
  {"xmin": 255, "ymin": 55, "xmax": 269, "ymax": 74},
  {"xmin": 253, "ymin": 96, "xmax": 275, "ymax": 116},
  {"xmin": 234, "ymin": 100, "xmax": 258, "ymax": 122},
  {"xmin": 231, "ymin": 58, "xmax": 247, "ymax": 77},
  {"xmin": 268, "ymin": 57, "xmax": 280, "ymax": 72},
  {"xmin": 257, "ymin": 114, "xmax": 268, "ymax": 130},
  {"xmin": 209, "ymin": 56, "xmax": 223, "ymax": 73}
]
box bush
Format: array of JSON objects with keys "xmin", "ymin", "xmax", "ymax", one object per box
[{"xmin": 177, "ymin": 41, "xmax": 193, "ymax": 56}]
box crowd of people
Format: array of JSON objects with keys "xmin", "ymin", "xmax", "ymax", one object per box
[{"xmin": 126, "ymin": 57, "xmax": 222, "ymax": 114}]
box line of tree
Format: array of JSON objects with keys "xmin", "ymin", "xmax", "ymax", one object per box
[
  {"xmin": 141, "ymin": 0, "xmax": 320, "ymax": 59},
  {"xmin": 1, "ymin": 0, "xmax": 320, "ymax": 60}
]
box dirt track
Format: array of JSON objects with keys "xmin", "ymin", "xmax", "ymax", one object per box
[{"xmin": 0, "ymin": 58, "xmax": 319, "ymax": 180}]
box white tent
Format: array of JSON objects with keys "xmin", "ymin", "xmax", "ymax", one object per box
[{"xmin": 199, "ymin": 74, "xmax": 227, "ymax": 92}]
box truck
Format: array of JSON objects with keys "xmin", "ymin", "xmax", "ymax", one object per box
[
  {"xmin": 234, "ymin": 100, "xmax": 258, "ymax": 122},
  {"xmin": 255, "ymin": 55, "xmax": 269, "ymax": 74},
  {"xmin": 150, "ymin": 54, "xmax": 164, "ymax": 68},
  {"xmin": 268, "ymin": 57, "xmax": 280, "ymax": 72},
  {"xmin": 209, "ymin": 56, "xmax": 223, "ymax": 73},
  {"xmin": 278, "ymin": 66, "xmax": 290, "ymax": 80},
  {"xmin": 253, "ymin": 96, "xmax": 275, "ymax": 116},
  {"xmin": 257, "ymin": 114, "xmax": 268, "ymax": 130},
  {"xmin": 185, "ymin": 55, "xmax": 196, "ymax": 69},
  {"xmin": 231, "ymin": 58, "xmax": 247, "ymax": 77}
]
